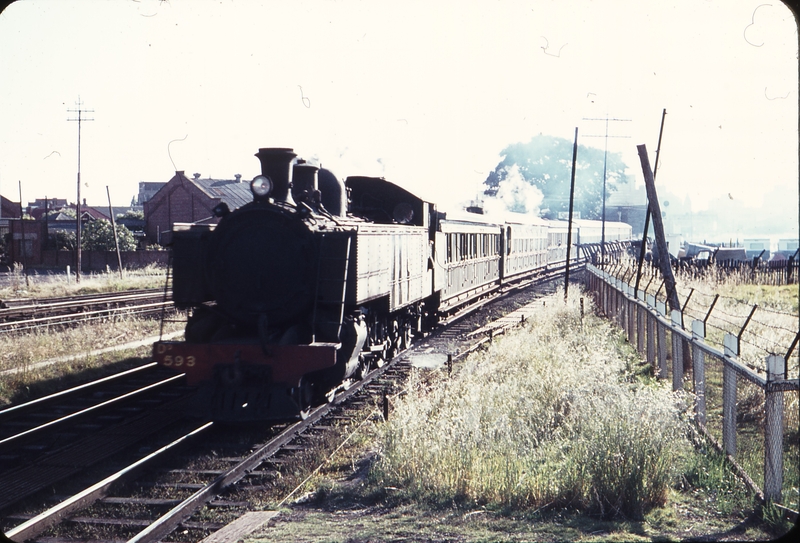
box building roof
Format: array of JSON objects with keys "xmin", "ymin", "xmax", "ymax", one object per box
[
  {"xmin": 192, "ymin": 177, "xmax": 253, "ymax": 210},
  {"xmin": 81, "ymin": 206, "xmax": 110, "ymax": 221},
  {"xmin": 1, "ymin": 194, "xmax": 20, "ymax": 218}
]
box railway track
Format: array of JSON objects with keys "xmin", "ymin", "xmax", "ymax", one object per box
[
  {"xmin": 0, "ymin": 289, "xmax": 174, "ymax": 333},
  {"xmin": 0, "ymin": 272, "xmax": 570, "ymax": 543},
  {"xmin": 0, "ymin": 364, "xmax": 195, "ymax": 512}
]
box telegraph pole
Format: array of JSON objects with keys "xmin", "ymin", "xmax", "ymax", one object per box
[
  {"xmin": 67, "ymin": 98, "xmax": 94, "ymax": 283},
  {"xmin": 582, "ymin": 114, "xmax": 631, "ymax": 264},
  {"xmin": 564, "ymin": 127, "xmax": 579, "ymax": 303}
]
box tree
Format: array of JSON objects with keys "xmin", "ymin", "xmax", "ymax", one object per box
[
  {"xmin": 116, "ymin": 209, "xmax": 144, "ymax": 221},
  {"xmin": 81, "ymin": 219, "xmax": 137, "ymax": 251},
  {"xmin": 483, "ymin": 134, "xmax": 630, "ymax": 220},
  {"xmin": 50, "ymin": 231, "xmax": 77, "ymax": 250}
]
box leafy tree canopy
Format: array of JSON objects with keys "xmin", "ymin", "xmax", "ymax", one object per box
[
  {"xmin": 82, "ymin": 219, "xmax": 137, "ymax": 251},
  {"xmin": 484, "ymin": 134, "xmax": 630, "ymax": 220},
  {"xmin": 116, "ymin": 209, "xmax": 144, "ymax": 220},
  {"xmin": 50, "ymin": 231, "xmax": 76, "ymax": 251}
]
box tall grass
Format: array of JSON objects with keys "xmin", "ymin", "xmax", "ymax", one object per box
[
  {"xmin": 372, "ymin": 288, "xmax": 693, "ymax": 520},
  {"xmin": 0, "ymin": 314, "xmax": 184, "ymax": 405},
  {"xmin": 0, "ymin": 263, "xmax": 168, "ymax": 299}
]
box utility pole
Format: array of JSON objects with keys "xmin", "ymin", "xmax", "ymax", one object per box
[
  {"xmin": 67, "ymin": 98, "xmax": 94, "ymax": 283},
  {"xmin": 107, "ymin": 186, "xmax": 123, "ymax": 279},
  {"xmin": 19, "ymin": 181, "xmax": 29, "ymax": 287},
  {"xmin": 582, "ymin": 114, "xmax": 631, "ymax": 264},
  {"xmin": 564, "ymin": 127, "xmax": 579, "ymax": 303}
]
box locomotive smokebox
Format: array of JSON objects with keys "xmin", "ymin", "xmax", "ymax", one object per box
[{"xmin": 255, "ymin": 147, "xmax": 297, "ymax": 204}]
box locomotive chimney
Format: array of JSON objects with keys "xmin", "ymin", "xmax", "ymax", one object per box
[
  {"xmin": 292, "ymin": 160, "xmax": 319, "ymax": 209},
  {"xmin": 254, "ymin": 147, "xmax": 297, "ymax": 204}
]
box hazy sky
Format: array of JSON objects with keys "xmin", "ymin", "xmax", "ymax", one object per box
[{"xmin": 0, "ymin": 0, "xmax": 797, "ymax": 223}]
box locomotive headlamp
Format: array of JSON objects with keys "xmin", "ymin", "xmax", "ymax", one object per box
[{"xmin": 251, "ymin": 175, "xmax": 273, "ymax": 199}]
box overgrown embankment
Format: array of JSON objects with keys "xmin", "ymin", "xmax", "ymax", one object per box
[{"xmin": 371, "ymin": 289, "xmax": 692, "ymax": 520}]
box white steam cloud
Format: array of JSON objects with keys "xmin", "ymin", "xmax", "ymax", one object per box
[{"xmin": 483, "ymin": 164, "xmax": 544, "ymax": 216}]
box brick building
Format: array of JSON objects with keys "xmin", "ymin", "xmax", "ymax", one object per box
[{"xmin": 143, "ymin": 172, "xmax": 252, "ymax": 244}]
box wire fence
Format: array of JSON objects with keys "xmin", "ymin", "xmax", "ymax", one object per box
[{"xmin": 584, "ymin": 263, "xmax": 799, "ymax": 516}]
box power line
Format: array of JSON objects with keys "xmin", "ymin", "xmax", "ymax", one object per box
[{"xmin": 582, "ymin": 114, "xmax": 631, "ymax": 263}]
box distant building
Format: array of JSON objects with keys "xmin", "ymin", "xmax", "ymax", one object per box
[
  {"xmin": 743, "ymin": 238, "xmax": 771, "ymax": 260},
  {"xmin": 27, "ymin": 198, "xmax": 68, "ymax": 219},
  {"xmin": 144, "ymin": 171, "xmax": 251, "ymax": 244},
  {"xmin": 777, "ymin": 239, "xmax": 799, "ymax": 257}
]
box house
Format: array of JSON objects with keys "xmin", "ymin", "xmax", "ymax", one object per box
[
  {"xmin": 26, "ymin": 198, "xmax": 68, "ymax": 220},
  {"xmin": 143, "ymin": 171, "xmax": 252, "ymax": 244}
]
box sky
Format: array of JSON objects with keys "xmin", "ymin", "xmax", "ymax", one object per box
[{"xmin": 0, "ymin": 0, "xmax": 797, "ymax": 236}]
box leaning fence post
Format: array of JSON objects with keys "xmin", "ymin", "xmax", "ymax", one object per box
[
  {"xmin": 691, "ymin": 320, "xmax": 707, "ymax": 426},
  {"xmin": 722, "ymin": 333, "xmax": 739, "ymax": 457},
  {"xmin": 764, "ymin": 354, "xmax": 786, "ymax": 502},
  {"xmin": 671, "ymin": 309, "xmax": 684, "ymax": 390}
]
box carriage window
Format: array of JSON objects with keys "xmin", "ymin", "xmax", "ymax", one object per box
[{"xmin": 447, "ymin": 234, "xmax": 453, "ymax": 263}]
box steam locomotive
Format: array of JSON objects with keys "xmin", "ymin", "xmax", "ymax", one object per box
[{"xmin": 153, "ymin": 147, "xmax": 631, "ymax": 421}]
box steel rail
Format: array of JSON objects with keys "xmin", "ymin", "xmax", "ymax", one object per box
[
  {"xmin": 4, "ymin": 422, "xmax": 213, "ymax": 543},
  {"xmin": 0, "ymin": 301, "xmax": 174, "ymax": 332},
  {"xmin": 0, "ymin": 373, "xmax": 185, "ymax": 448},
  {"xmin": 0, "ymin": 362, "xmax": 158, "ymax": 420},
  {"xmin": 1, "ymin": 288, "xmax": 168, "ymax": 309}
]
